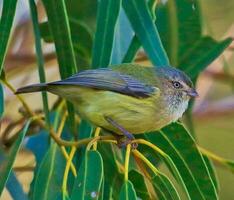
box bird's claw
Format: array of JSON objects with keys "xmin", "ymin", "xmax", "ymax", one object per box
[{"xmin": 115, "ymin": 135, "xmax": 138, "ymax": 149}]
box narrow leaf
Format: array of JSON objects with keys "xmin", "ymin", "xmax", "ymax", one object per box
[
  {"xmin": 122, "ymin": 0, "xmax": 169, "ymax": 66},
  {"xmin": 129, "ymin": 170, "xmax": 150, "ymax": 200},
  {"xmin": 145, "ymin": 122, "xmax": 218, "ymax": 200},
  {"xmin": 31, "ymin": 143, "xmax": 66, "ymax": 200},
  {"xmin": 152, "ymin": 173, "xmax": 180, "ymax": 200},
  {"xmin": 0, "ymin": 0, "xmax": 17, "ymax": 75},
  {"xmin": 29, "ymin": 0, "xmax": 50, "ymax": 125},
  {"xmin": 0, "ymin": 120, "xmax": 31, "ymax": 195},
  {"xmin": 92, "ymin": 0, "xmax": 121, "ymax": 68},
  {"xmin": 71, "ymin": 150, "xmax": 103, "ymax": 200},
  {"xmin": 111, "ymin": 8, "xmax": 134, "ymax": 65},
  {"xmin": 178, "ymin": 37, "xmax": 232, "ymax": 80},
  {"xmin": 119, "ymin": 180, "xmax": 137, "ymax": 200},
  {"xmin": 42, "ymin": 0, "xmax": 78, "ymax": 133}
]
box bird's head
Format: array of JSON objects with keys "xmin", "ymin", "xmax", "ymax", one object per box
[
  {"xmin": 154, "ymin": 66, "xmax": 198, "ymax": 121},
  {"xmin": 156, "ymin": 66, "xmax": 198, "ymax": 100}
]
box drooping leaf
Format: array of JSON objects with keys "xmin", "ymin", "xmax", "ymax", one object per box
[
  {"xmin": 0, "ymin": 0, "xmax": 18, "ymax": 75},
  {"xmin": 71, "ymin": 150, "xmax": 103, "ymax": 200},
  {"xmin": 92, "ymin": 0, "xmax": 121, "ymax": 68},
  {"xmin": 29, "ymin": 0, "xmax": 50, "ymax": 125},
  {"xmin": 152, "ymin": 173, "xmax": 180, "ymax": 200},
  {"xmin": 122, "ymin": 0, "xmax": 158, "ymax": 63},
  {"xmin": 122, "ymin": 0, "xmax": 169, "ymax": 66},
  {"xmin": 145, "ymin": 122, "xmax": 218, "ymax": 200},
  {"xmin": 129, "ymin": 170, "xmax": 150, "ymax": 200},
  {"xmin": 0, "ymin": 120, "xmax": 31, "ymax": 196},
  {"xmin": 178, "ymin": 37, "xmax": 232, "ymax": 81},
  {"xmin": 119, "ymin": 180, "xmax": 137, "ymax": 200},
  {"xmin": 31, "ymin": 142, "xmax": 66, "ymax": 200},
  {"xmin": 42, "ymin": 0, "xmax": 78, "ymax": 133},
  {"xmin": 42, "ymin": 0, "xmax": 77, "ymax": 77}
]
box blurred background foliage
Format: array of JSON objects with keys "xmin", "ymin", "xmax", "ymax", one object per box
[{"xmin": 0, "ymin": 0, "xmax": 234, "ymax": 199}]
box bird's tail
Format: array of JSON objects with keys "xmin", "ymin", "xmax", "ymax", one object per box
[{"xmin": 15, "ymin": 83, "xmax": 48, "ymax": 94}]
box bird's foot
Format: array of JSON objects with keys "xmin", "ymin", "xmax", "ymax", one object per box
[
  {"xmin": 104, "ymin": 116, "xmax": 138, "ymax": 149},
  {"xmin": 114, "ymin": 134, "xmax": 138, "ymax": 149}
]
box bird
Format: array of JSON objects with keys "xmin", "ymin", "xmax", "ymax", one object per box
[{"xmin": 16, "ymin": 63, "xmax": 198, "ymax": 144}]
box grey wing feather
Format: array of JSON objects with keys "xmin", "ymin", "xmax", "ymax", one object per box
[{"xmin": 48, "ymin": 68, "xmax": 157, "ymax": 98}]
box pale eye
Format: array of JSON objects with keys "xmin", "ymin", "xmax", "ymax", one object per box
[{"xmin": 172, "ymin": 81, "xmax": 182, "ymax": 89}]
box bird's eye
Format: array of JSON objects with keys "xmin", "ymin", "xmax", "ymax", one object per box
[{"xmin": 172, "ymin": 81, "xmax": 182, "ymax": 89}]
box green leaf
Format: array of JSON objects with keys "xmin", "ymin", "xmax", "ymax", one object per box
[
  {"xmin": 145, "ymin": 122, "xmax": 218, "ymax": 200},
  {"xmin": 129, "ymin": 170, "xmax": 150, "ymax": 200},
  {"xmin": 40, "ymin": 19, "xmax": 93, "ymax": 69},
  {"xmin": 119, "ymin": 180, "xmax": 137, "ymax": 200},
  {"xmin": 0, "ymin": 84, "xmax": 4, "ymax": 117},
  {"xmin": 98, "ymin": 143, "xmax": 123, "ymax": 200},
  {"xmin": 42, "ymin": 0, "xmax": 77, "ymax": 77},
  {"xmin": 0, "ymin": 120, "xmax": 31, "ymax": 196},
  {"xmin": 71, "ymin": 150, "xmax": 103, "ymax": 200},
  {"xmin": 122, "ymin": 0, "xmax": 157, "ymax": 63},
  {"xmin": 152, "ymin": 173, "xmax": 180, "ymax": 200},
  {"xmin": 0, "ymin": 0, "xmax": 17, "ymax": 75},
  {"xmin": 42, "ymin": 0, "xmax": 78, "ymax": 133},
  {"xmin": 122, "ymin": 0, "xmax": 169, "ymax": 66},
  {"xmin": 178, "ymin": 37, "xmax": 232, "ymax": 80},
  {"xmin": 203, "ymin": 156, "xmax": 220, "ymax": 191},
  {"xmin": 31, "ymin": 142, "xmax": 66, "ymax": 200},
  {"xmin": 111, "ymin": 8, "xmax": 134, "ymax": 65},
  {"xmin": 92, "ymin": 0, "xmax": 121, "ymax": 68},
  {"xmin": 29, "ymin": 0, "xmax": 50, "ymax": 125}
]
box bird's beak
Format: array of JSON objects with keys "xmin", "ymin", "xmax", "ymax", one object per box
[{"xmin": 187, "ymin": 88, "xmax": 199, "ymax": 97}]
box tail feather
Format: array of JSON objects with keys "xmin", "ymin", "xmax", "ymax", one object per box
[{"xmin": 15, "ymin": 83, "xmax": 48, "ymax": 94}]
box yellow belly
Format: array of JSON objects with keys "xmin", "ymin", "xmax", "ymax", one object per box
[{"xmin": 50, "ymin": 86, "xmax": 169, "ymax": 134}]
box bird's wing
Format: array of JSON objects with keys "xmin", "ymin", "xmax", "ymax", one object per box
[{"xmin": 48, "ymin": 68, "xmax": 159, "ymax": 98}]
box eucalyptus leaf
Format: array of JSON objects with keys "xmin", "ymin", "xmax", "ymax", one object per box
[
  {"xmin": 71, "ymin": 150, "xmax": 103, "ymax": 200},
  {"xmin": 0, "ymin": 120, "xmax": 31, "ymax": 196},
  {"xmin": 42, "ymin": 0, "xmax": 78, "ymax": 133},
  {"xmin": 129, "ymin": 170, "xmax": 150, "ymax": 200},
  {"xmin": 0, "ymin": 0, "xmax": 18, "ymax": 75},
  {"xmin": 152, "ymin": 172, "xmax": 180, "ymax": 200},
  {"xmin": 178, "ymin": 37, "xmax": 232, "ymax": 81},
  {"xmin": 119, "ymin": 180, "xmax": 137, "ymax": 200},
  {"xmin": 111, "ymin": 8, "xmax": 134, "ymax": 65},
  {"xmin": 31, "ymin": 142, "xmax": 66, "ymax": 200},
  {"xmin": 122, "ymin": 0, "xmax": 169, "ymax": 66},
  {"xmin": 92, "ymin": 0, "xmax": 121, "ymax": 68},
  {"xmin": 145, "ymin": 122, "xmax": 218, "ymax": 200}
]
